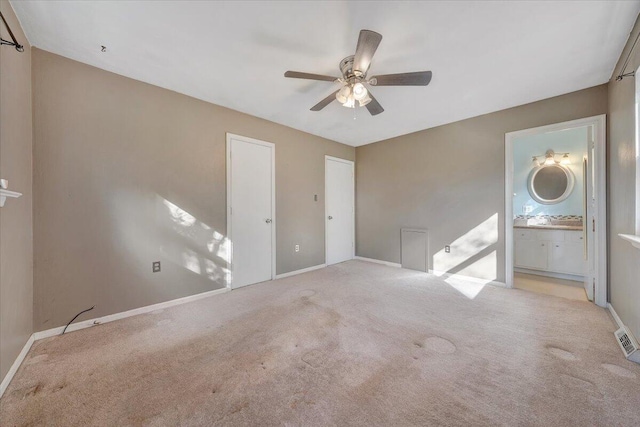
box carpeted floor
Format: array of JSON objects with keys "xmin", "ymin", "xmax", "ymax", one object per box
[{"xmin": 1, "ymin": 260, "xmax": 639, "ymax": 426}]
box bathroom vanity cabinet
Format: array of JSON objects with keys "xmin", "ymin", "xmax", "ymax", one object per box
[{"xmin": 514, "ymin": 228, "xmax": 585, "ymax": 277}]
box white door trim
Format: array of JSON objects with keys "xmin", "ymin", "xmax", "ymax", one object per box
[
  {"xmin": 504, "ymin": 114, "xmax": 607, "ymax": 307},
  {"xmin": 325, "ymin": 155, "xmax": 355, "ymax": 264},
  {"xmin": 226, "ymin": 133, "xmax": 276, "ymax": 289}
]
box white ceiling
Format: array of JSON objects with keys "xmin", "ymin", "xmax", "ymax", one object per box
[{"xmin": 11, "ymin": 1, "xmax": 640, "ymax": 146}]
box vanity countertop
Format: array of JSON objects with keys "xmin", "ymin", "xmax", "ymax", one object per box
[{"xmin": 514, "ymin": 224, "xmax": 583, "ymax": 231}]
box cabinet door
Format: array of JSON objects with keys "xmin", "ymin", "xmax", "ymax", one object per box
[
  {"xmin": 515, "ymin": 240, "xmax": 548, "ymax": 270},
  {"xmin": 515, "ymin": 229, "xmax": 533, "ymax": 240},
  {"xmin": 565, "ymin": 231, "xmax": 584, "ymax": 243},
  {"xmin": 549, "ymin": 242, "xmax": 584, "ymax": 275}
]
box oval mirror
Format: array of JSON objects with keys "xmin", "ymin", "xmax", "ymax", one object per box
[{"xmin": 527, "ymin": 164, "xmax": 574, "ymax": 204}]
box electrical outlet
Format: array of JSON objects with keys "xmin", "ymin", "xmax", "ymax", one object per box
[
  {"xmin": 445, "ymin": 246, "xmax": 451, "ymax": 253},
  {"xmin": 295, "ymin": 244, "xmax": 300, "ymax": 252},
  {"xmin": 152, "ymin": 261, "xmax": 161, "ymax": 273}
]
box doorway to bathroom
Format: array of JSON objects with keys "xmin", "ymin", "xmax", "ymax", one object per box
[{"xmin": 505, "ymin": 115, "xmax": 606, "ymax": 307}]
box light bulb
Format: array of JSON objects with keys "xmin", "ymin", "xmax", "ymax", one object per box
[
  {"xmin": 336, "ymin": 85, "xmax": 351, "ymax": 104},
  {"xmin": 353, "ymin": 82, "xmax": 368, "ymax": 101},
  {"xmin": 560, "ymin": 154, "xmax": 571, "ymax": 165},
  {"xmin": 342, "ymin": 95, "xmax": 355, "ymax": 108},
  {"xmin": 544, "ymin": 155, "xmax": 555, "ymax": 166},
  {"xmin": 532, "ymin": 156, "xmax": 540, "ymax": 167}
]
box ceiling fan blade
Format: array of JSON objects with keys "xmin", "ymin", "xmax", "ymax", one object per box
[
  {"xmin": 310, "ymin": 90, "xmax": 339, "ymax": 111},
  {"xmin": 285, "ymin": 71, "xmax": 338, "ymax": 82},
  {"xmin": 370, "ymin": 71, "xmax": 432, "ymax": 86},
  {"xmin": 353, "ymin": 30, "xmax": 382, "ymax": 75},
  {"xmin": 365, "ymin": 91, "xmax": 384, "ymax": 116}
]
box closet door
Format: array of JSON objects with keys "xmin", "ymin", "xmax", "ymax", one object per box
[
  {"xmin": 227, "ymin": 134, "xmax": 275, "ymax": 288},
  {"xmin": 325, "ymin": 156, "xmax": 354, "ymax": 265}
]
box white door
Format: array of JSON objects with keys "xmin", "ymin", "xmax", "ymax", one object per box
[
  {"xmin": 326, "ymin": 156, "xmax": 354, "ymax": 265},
  {"xmin": 584, "ymin": 128, "xmax": 595, "ymax": 300},
  {"xmin": 227, "ymin": 134, "xmax": 275, "ymax": 288}
]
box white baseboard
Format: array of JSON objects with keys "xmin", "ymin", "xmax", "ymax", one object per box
[
  {"xmin": 430, "ymin": 269, "xmax": 507, "ymax": 288},
  {"xmin": 275, "ymin": 264, "xmax": 326, "ymax": 279},
  {"xmin": 354, "ymin": 256, "xmax": 401, "ymax": 268},
  {"xmin": 0, "ymin": 334, "xmax": 34, "ymax": 399},
  {"xmin": 608, "ymin": 303, "xmax": 625, "ymax": 329},
  {"xmin": 2, "ymin": 287, "xmax": 231, "ymax": 398},
  {"xmin": 608, "ymin": 303, "xmax": 640, "ymax": 364},
  {"xmin": 34, "ymin": 287, "xmax": 230, "ymax": 340}
]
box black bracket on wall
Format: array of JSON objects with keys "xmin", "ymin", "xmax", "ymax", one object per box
[
  {"xmin": 0, "ymin": 11, "xmax": 24, "ymax": 52},
  {"xmin": 616, "ymin": 30, "xmax": 640, "ymax": 82}
]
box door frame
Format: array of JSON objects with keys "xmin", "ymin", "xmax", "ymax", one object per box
[
  {"xmin": 226, "ymin": 133, "xmax": 276, "ymax": 289},
  {"xmin": 325, "ymin": 155, "xmax": 355, "ymax": 265},
  {"xmin": 504, "ymin": 115, "xmax": 607, "ymax": 307}
]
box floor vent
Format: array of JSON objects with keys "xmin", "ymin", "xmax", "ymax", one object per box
[{"xmin": 614, "ymin": 326, "xmax": 640, "ymax": 364}]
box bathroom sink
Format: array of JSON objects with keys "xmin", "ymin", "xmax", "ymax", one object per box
[{"xmin": 526, "ymin": 218, "xmax": 550, "ymax": 226}]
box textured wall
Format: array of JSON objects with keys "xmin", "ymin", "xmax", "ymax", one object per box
[
  {"xmin": 608, "ymin": 14, "xmax": 640, "ymax": 339},
  {"xmin": 356, "ymin": 85, "xmax": 607, "ymax": 283},
  {"xmin": 32, "ymin": 49, "xmax": 353, "ymax": 331},
  {"xmin": 0, "ymin": 0, "xmax": 33, "ymax": 382}
]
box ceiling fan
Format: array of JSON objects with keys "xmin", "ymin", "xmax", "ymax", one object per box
[{"xmin": 284, "ymin": 30, "xmax": 432, "ymax": 116}]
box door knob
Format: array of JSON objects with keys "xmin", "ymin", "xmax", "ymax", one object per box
[
  {"xmin": 265, "ymin": 219, "xmax": 272, "ymax": 223},
  {"xmin": 328, "ymin": 216, "xmax": 333, "ymax": 220}
]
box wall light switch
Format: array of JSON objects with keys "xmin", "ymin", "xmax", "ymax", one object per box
[
  {"xmin": 523, "ymin": 204, "xmax": 534, "ymax": 214},
  {"xmin": 295, "ymin": 245, "xmax": 300, "ymax": 252},
  {"xmin": 444, "ymin": 246, "xmax": 451, "ymax": 253},
  {"xmin": 152, "ymin": 261, "xmax": 161, "ymax": 273},
  {"xmin": 314, "ymin": 194, "xmax": 318, "ymax": 202}
]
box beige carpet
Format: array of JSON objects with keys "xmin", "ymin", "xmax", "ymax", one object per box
[{"xmin": 1, "ymin": 260, "xmax": 639, "ymax": 426}]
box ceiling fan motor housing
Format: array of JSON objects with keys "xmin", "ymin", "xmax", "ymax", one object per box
[{"xmin": 340, "ymin": 55, "xmax": 365, "ymax": 81}]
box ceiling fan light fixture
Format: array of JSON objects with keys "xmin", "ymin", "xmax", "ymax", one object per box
[
  {"xmin": 337, "ymin": 85, "xmax": 352, "ymax": 104},
  {"xmin": 353, "ymin": 82, "xmax": 368, "ymax": 100},
  {"xmin": 342, "ymin": 95, "xmax": 356, "ymax": 108},
  {"xmin": 358, "ymin": 93, "xmax": 372, "ymax": 107}
]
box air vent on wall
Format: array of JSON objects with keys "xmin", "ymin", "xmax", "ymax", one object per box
[{"xmin": 614, "ymin": 326, "xmax": 640, "ymax": 364}]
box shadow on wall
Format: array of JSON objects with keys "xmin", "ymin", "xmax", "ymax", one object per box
[
  {"xmin": 431, "ymin": 213, "xmax": 498, "ymax": 299},
  {"xmin": 158, "ymin": 197, "xmax": 230, "ymax": 285}
]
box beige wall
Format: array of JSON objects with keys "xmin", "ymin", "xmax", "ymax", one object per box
[
  {"xmin": 356, "ymin": 85, "xmax": 608, "ymax": 284},
  {"xmin": 608, "ymin": 15, "xmax": 640, "ymax": 339},
  {"xmin": 0, "ymin": 0, "xmax": 33, "ymax": 381},
  {"xmin": 32, "ymin": 49, "xmax": 354, "ymax": 331}
]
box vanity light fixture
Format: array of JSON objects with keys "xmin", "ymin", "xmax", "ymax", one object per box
[
  {"xmin": 543, "ymin": 153, "xmax": 556, "ymax": 166},
  {"xmin": 531, "ymin": 150, "xmax": 571, "ymax": 167}
]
